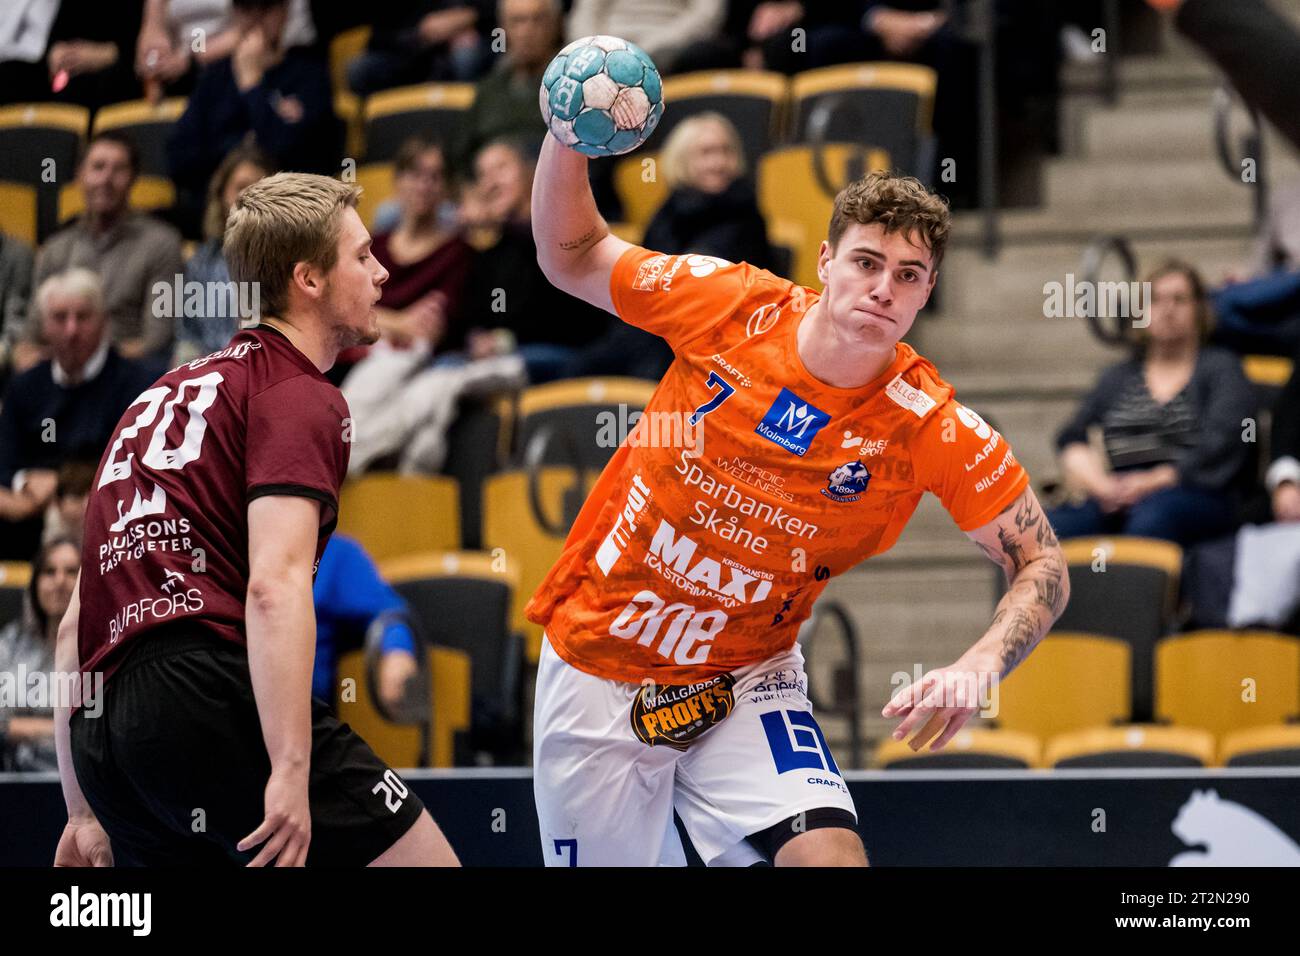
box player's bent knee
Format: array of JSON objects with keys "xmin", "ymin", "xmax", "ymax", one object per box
[
  {"xmin": 750, "ymin": 808, "xmax": 866, "ymax": 866},
  {"xmin": 772, "ymin": 824, "xmax": 868, "ymax": 867},
  {"xmin": 369, "ymin": 810, "xmax": 460, "ymax": 867}
]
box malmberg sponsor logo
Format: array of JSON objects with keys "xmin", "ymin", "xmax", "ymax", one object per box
[
  {"xmin": 152, "ymin": 273, "xmax": 261, "ymax": 322},
  {"xmin": 1043, "ymin": 274, "xmax": 1151, "ymax": 326},
  {"xmin": 1, "ymin": 665, "xmax": 102, "ymax": 716},
  {"xmin": 50, "ymin": 886, "xmax": 151, "ymax": 936}
]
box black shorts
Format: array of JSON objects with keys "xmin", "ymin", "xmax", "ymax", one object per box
[{"xmin": 70, "ymin": 630, "xmax": 426, "ymax": 866}]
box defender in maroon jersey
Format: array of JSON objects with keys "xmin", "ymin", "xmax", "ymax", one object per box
[{"xmin": 52, "ymin": 173, "xmax": 458, "ymax": 867}]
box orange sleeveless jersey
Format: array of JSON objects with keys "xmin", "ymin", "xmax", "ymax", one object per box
[{"xmin": 524, "ymin": 246, "xmax": 1030, "ymax": 684}]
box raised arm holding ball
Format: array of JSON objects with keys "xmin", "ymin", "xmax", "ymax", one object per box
[{"xmin": 527, "ymin": 37, "xmax": 1068, "ymax": 868}]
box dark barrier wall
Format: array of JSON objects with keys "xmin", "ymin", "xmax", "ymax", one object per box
[{"xmin": 4, "ymin": 769, "xmax": 1299, "ymax": 866}]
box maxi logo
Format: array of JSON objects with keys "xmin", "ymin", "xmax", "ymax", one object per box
[
  {"xmin": 761, "ymin": 709, "xmax": 841, "ymax": 775},
  {"xmin": 643, "ymin": 518, "xmax": 774, "ymax": 608},
  {"xmin": 755, "ymin": 388, "xmax": 830, "ymax": 457}
]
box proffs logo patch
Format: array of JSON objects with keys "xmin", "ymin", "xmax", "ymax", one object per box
[{"xmin": 631, "ymin": 674, "xmax": 736, "ymax": 750}]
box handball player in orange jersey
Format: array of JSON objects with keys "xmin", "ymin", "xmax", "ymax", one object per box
[{"xmin": 526, "ymin": 132, "xmax": 1070, "ymax": 866}]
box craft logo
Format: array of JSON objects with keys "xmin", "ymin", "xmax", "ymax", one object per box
[
  {"xmin": 821, "ymin": 460, "xmax": 871, "ymax": 503},
  {"xmin": 631, "ymin": 673, "xmax": 736, "ymax": 749},
  {"xmin": 755, "ymin": 388, "xmax": 829, "ymax": 456}
]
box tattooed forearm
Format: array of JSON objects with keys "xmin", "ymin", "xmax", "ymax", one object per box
[
  {"xmin": 998, "ymin": 607, "xmax": 1040, "ymax": 675},
  {"xmin": 558, "ymin": 227, "xmax": 599, "ymax": 253}
]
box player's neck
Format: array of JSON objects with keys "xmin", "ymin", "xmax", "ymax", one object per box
[
  {"xmin": 258, "ymin": 315, "xmax": 336, "ymax": 373},
  {"xmin": 797, "ymin": 299, "xmax": 897, "ymax": 390}
]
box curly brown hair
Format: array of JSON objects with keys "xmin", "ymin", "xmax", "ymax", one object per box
[{"xmin": 827, "ymin": 171, "xmax": 951, "ymax": 272}]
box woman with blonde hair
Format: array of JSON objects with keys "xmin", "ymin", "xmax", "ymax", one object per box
[
  {"xmin": 174, "ymin": 142, "xmax": 276, "ymax": 362},
  {"xmin": 642, "ymin": 112, "xmax": 775, "ymax": 270},
  {"xmin": 1048, "ymin": 260, "xmax": 1258, "ymax": 545}
]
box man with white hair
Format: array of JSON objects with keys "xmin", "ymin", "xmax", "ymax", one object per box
[{"xmin": 0, "ymin": 269, "xmax": 154, "ymax": 559}]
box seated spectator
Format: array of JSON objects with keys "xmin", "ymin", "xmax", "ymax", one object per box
[
  {"xmin": 565, "ymin": 0, "xmax": 724, "ymax": 74},
  {"xmin": 335, "ymin": 137, "xmax": 473, "ymax": 379},
  {"xmin": 335, "ymin": 138, "xmax": 478, "ymax": 382},
  {"xmin": 0, "ymin": 0, "xmax": 142, "ymax": 109},
  {"xmin": 0, "ymin": 231, "xmax": 34, "ymax": 383},
  {"xmin": 347, "ymin": 0, "xmax": 488, "ymax": 95},
  {"xmin": 451, "ymin": 0, "xmax": 561, "ymax": 177},
  {"xmin": 134, "ymin": 0, "xmax": 315, "ymax": 100},
  {"xmin": 43, "ymin": 459, "xmax": 96, "ymax": 547},
  {"xmin": 1266, "ymin": 336, "xmax": 1300, "ymax": 523},
  {"xmin": 643, "ymin": 112, "xmax": 776, "ymax": 269},
  {"xmin": 21, "ymin": 132, "xmax": 183, "ymax": 370},
  {"xmin": 167, "ymin": 0, "xmax": 342, "ymax": 238},
  {"xmin": 312, "ymin": 535, "xmax": 420, "ymax": 714},
  {"xmin": 1047, "ymin": 261, "xmax": 1258, "ymax": 547},
  {"xmin": 0, "ymin": 269, "xmax": 157, "ymax": 560},
  {"xmin": 457, "ymin": 136, "xmax": 611, "ymax": 383},
  {"xmin": 174, "ymin": 143, "xmax": 276, "ymax": 364},
  {"xmin": 0, "ymin": 537, "xmax": 79, "ymax": 772},
  {"xmin": 1210, "ymin": 180, "xmax": 1300, "ymax": 356}
]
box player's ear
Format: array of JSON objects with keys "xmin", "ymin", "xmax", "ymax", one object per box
[
  {"xmin": 816, "ymin": 240, "xmax": 831, "ymax": 285},
  {"xmin": 290, "ymin": 260, "xmax": 323, "ymax": 301}
]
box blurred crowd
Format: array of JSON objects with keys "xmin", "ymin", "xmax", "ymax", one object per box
[{"xmin": 0, "ymin": 0, "xmax": 1298, "ymax": 768}]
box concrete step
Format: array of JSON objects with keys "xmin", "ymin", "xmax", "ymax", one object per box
[
  {"xmin": 1043, "ymin": 155, "xmax": 1251, "ymax": 212},
  {"xmin": 949, "ymin": 201, "xmax": 1255, "ymax": 245},
  {"xmin": 1080, "ymin": 98, "xmax": 1216, "ymax": 160},
  {"xmin": 935, "ymin": 236, "xmax": 1256, "ymax": 314}
]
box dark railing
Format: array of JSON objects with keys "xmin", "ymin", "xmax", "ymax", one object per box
[
  {"xmin": 799, "ymin": 600, "xmax": 863, "ymax": 768},
  {"xmin": 1214, "ymin": 82, "xmax": 1268, "ymax": 230}
]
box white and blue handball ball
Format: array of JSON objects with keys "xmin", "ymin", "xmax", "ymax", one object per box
[{"xmin": 539, "ymin": 35, "xmax": 665, "ymax": 158}]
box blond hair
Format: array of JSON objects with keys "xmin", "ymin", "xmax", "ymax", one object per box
[
  {"xmin": 223, "ymin": 172, "xmax": 361, "ymax": 318},
  {"xmin": 828, "ymin": 171, "xmax": 951, "ymax": 271},
  {"xmin": 659, "ymin": 112, "xmax": 746, "ymax": 191},
  {"xmin": 36, "ymin": 267, "xmax": 105, "ymax": 318}
]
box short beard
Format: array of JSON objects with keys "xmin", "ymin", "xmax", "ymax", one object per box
[{"xmin": 330, "ymin": 318, "xmax": 379, "ymax": 352}]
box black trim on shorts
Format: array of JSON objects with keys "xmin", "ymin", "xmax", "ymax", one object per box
[
  {"xmin": 70, "ymin": 629, "xmax": 425, "ymax": 866},
  {"xmin": 747, "ymin": 808, "xmax": 860, "ymax": 862}
]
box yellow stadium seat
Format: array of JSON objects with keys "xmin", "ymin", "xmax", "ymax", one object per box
[
  {"xmin": 380, "ymin": 550, "xmax": 524, "ymax": 762},
  {"xmin": 1241, "ymin": 354, "xmax": 1292, "ymax": 388},
  {"xmin": 329, "ymin": 25, "xmax": 371, "ymax": 95},
  {"xmin": 0, "ymin": 561, "xmax": 32, "ymax": 629},
  {"xmin": 482, "ymin": 467, "xmax": 589, "ymax": 663},
  {"xmin": 758, "ymin": 144, "xmax": 890, "ymax": 288},
  {"xmin": 337, "ymin": 473, "xmax": 460, "ymax": 562},
  {"xmin": 995, "ymin": 632, "xmax": 1131, "ymax": 740},
  {"xmin": 337, "ymin": 92, "xmax": 364, "ymax": 163},
  {"xmin": 1156, "ymin": 630, "xmax": 1300, "ymax": 738},
  {"xmin": 1219, "ymin": 724, "xmax": 1300, "ymax": 767},
  {"xmin": 0, "ymin": 103, "xmax": 89, "ymax": 240},
  {"xmin": 92, "ymin": 97, "xmax": 186, "ymax": 178},
  {"xmin": 875, "ymin": 726, "xmax": 1040, "ymax": 769},
  {"xmin": 362, "ymin": 83, "xmax": 475, "ymax": 163},
  {"xmin": 353, "ymin": 162, "xmax": 395, "ymax": 230},
  {"xmin": 654, "ymin": 70, "xmax": 790, "ymax": 165},
  {"xmin": 1045, "ymin": 724, "xmax": 1215, "ymax": 768},
  {"xmin": 1055, "ymin": 536, "xmax": 1183, "ymax": 723},
  {"xmin": 335, "ymin": 644, "xmax": 470, "ymax": 768},
  {"xmin": 0, "ymin": 181, "xmax": 37, "ymax": 245},
  {"xmin": 789, "ymin": 62, "xmax": 936, "ymax": 176},
  {"xmin": 58, "ymin": 176, "xmax": 175, "ymax": 223},
  {"xmin": 611, "ymin": 151, "xmax": 664, "ymax": 233}
]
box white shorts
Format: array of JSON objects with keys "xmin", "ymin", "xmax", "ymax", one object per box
[{"xmin": 533, "ymin": 634, "xmax": 857, "ymax": 866}]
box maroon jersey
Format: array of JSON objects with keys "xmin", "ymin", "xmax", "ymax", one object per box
[{"xmin": 78, "ymin": 325, "xmax": 350, "ymax": 685}]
